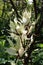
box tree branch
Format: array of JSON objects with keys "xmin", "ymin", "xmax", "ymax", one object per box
[
  {"xmin": 33, "ymin": 0, "xmax": 37, "ymax": 19},
  {"xmin": 10, "ymin": 0, "xmax": 22, "ymax": 19}
]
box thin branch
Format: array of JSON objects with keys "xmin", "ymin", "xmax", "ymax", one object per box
[
  {"xmin": 7, "ymin": 30, "xmax": 21, "ymax": 36},
  {"xmin": 9, "ymin": 0, "xmax": 22, "ymax": 19},
  {"xmin": 33, "ymin": 0, "xmax": 37, "ymax": 19}
]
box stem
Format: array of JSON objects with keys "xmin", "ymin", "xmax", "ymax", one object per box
[
  {"xmin": 33, "ymin": 0, "xmax": 37, "ymax": 19},
  {"xmin": 10, "ymin": 0, "xmax": 22, "ymax": 19}
]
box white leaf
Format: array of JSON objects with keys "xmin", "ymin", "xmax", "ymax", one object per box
[{"xmin": 28, "ymin": 0, "xmax": 33, "ymax": 4}]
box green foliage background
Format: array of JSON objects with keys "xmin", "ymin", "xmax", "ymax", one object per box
[{"xmin": 0, "ymin": 0, "xmax": 43, "ymax": 65}]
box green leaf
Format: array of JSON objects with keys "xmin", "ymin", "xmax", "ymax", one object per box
[
  {"xmin": 7, "ymin": 38, "xmax": 14, "ymax": 47},
  {"xmin": 5, "ymin": 47, "xmax": 17, "ymax": 56}
]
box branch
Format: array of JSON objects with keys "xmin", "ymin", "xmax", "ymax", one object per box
[
  {"xmin": 33, "ymin": 0, "xmax": 37, "ymax": 19},
  {"xmin": 9, "ymin": 0, "xmax": 22, "ymax": 19},
  {"xmin": 24, "ymin": 34, "xmax": 35, "ymax": 65},
  {"xmin": 7, "ymin": 30, "xmax": 21, "ymax": 36}
]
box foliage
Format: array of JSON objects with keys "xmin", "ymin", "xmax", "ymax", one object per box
[{"xmin": 0, "ymin": 0, "xmax": 43, "ymax": 65}]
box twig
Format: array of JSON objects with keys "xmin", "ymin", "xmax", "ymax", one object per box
[{"xmin": 10, "ymin": 0, "xmax": 22, "ymax": 19}]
